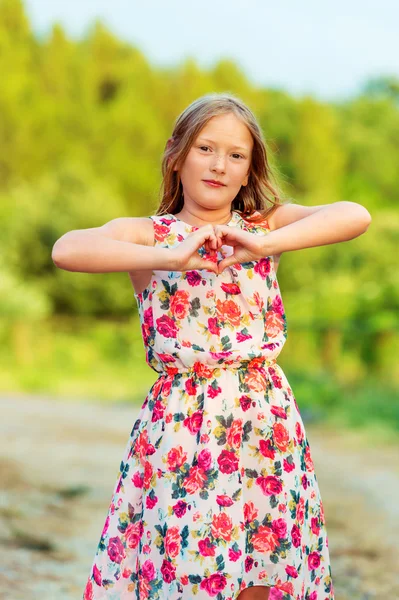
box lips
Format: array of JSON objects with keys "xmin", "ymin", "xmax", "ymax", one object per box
[{"xmin": 203, "ymin": 180, "xmax": 226, "ymax": 187}]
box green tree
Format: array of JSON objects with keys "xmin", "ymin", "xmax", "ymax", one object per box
[{"xmin": 292, "ymin": 97, "xmax": 346, "ymax": 202}]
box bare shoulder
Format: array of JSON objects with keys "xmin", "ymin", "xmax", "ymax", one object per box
[
  {"xmin": 98, "ymin": 216, "xmax": 155, "ymax": 246},
  {"xmin": 267, "ymin": 202, "xmax": 326, "ymax": 232}
]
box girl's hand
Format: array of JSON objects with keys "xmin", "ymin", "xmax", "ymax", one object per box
[
  {"xmin": 170, "ymin": 224, "xmax": 220, "ymax": 273},
  {"xmin": 214, "ymin": 225, "xmax": 267, "ymax": 273}
]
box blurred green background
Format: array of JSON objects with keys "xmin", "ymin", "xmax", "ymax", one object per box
[{"xmin": 1, "ymin": 0, "xmax": 398, "ymax": 433}]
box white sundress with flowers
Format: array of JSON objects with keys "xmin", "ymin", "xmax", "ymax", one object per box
[{"xmin": 83, "ymin": 210, "xmax": 334, "ymax": 600}]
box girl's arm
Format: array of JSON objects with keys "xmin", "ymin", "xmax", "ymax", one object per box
[
  {"xmin": 51, "ymin": 217, "xmax": 174, "ymax": 273},
  {"xmin": 51, "ymin": 217, "xmax": 220, "ymax": 274},
  {"xmin": 263, "ymin": 201, "xmax": 372, "ymax": 255},
  {"xmin": 214, "ymin": 201, "xmax": 372, "ymax": 272}
]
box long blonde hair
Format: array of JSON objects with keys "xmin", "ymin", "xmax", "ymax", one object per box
[{"xmin": 157, "ymin": 92, "xmax": 288, "ymax": 223}]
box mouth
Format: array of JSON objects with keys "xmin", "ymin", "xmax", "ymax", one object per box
[{"xmin": 203, "ymin": 180, "xmax": 226, "ymax": 187}]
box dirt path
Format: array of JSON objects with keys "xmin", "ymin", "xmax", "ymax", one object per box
[{"xmin": 0, "ymin": 394, "xmax": 398, "ymax": 599}]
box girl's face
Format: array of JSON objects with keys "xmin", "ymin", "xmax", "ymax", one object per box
[{"xmin": 177, "ymin": 112, "xmax": 253, "ymax": 213}]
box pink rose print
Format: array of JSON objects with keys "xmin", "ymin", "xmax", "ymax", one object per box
[
  {"xmin": 172, "ymin": 500, "xmax": 188, "ymax": 518},
  {"xmin": 217, "ymin": 449, "xmax": 239, "ymax": 474},
  {"xmin": 107, "ymin": 536, "xmax": 126, "ymax": 563},
  {"xmin": 221, "ymin": 282, "xmax": 241, "ymax": 295},
  {"xmin": 186, "ymin": 271, "xmax": 202, "ymax": 286},
  {"xmin": 272, "ymin": 518, "xmax": 287, "ymax": 539},
  {"xmin": 197, "ymin": 448, "xmax": 212, "ymax": 470},
  {"xmin": 200, "ymin": 573, "xmax": 228, "ymax": 596},
  {"xmin": 198, "ymin": 536, "xmax": 216, "ymax": 557},
  {"xmin": 208, "ymin": 317, "xmax": 221, "ymax": 335},
  {"xmin": 92, "ymin": 564, "xmax": 102, "ymax": 586},
  {"xmin": 229, "ymin": 546, "xmax": 242, "ymax": 561},
  {"xmin": 308, "ymin": 551, "xmax": 321, "ymax": 570},
  {"xmin": 142, "ymin": 559, "xmax": 155, "ymax": 581},
  {"xmin": 161, "ymin": 558, "xmax": 176, "ymax": 583},
  {"xmin": 254, "ymin": 257, "xmax": 271, "ymax": 279},
  {"xmin": 256, "ymin": 475, "xmax": 283, "ymax": 496},
  {"xmin": 216, "ymin": 494, "xmax": 234, "ymax": 507},
  {"xmin": 156, "ymin": 315, "xmax": 178, "ymax": 338},
  {"xmin": 291, "ymin": 524, "xmax": 302, "ymax": 548},
  {"xmin": 83, "ymin": 580, "xmax": 93, "ymax": 600},
  {"xmin": 285, "ymin": 565, "xmax": 299, "ymax": 578},
  {"xmin": 125, "ymin": 521, "xmax": 143, "ymax": 549},
  {"xmin": 183, "ymin": 410, "xmax": 203, "ymax": 434}
]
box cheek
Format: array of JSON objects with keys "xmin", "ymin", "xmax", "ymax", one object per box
[
  {"xmin": 180, "ymin": 156, "xmax": 204, "ymax": 183},
  {"xmin": 231, "ymin": 165, "xmax": 249, "ymax": 184}
]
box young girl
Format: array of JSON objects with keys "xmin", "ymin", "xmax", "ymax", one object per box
[{"xmin": 52, "ymin": 93, "xmax": 371, "ymax": 600}]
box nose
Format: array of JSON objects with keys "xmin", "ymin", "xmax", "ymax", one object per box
[{"xmin": 211, "ymin": 153, "xmax": 226, "ymax": 174}]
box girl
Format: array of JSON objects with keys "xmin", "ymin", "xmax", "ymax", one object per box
[{"xmin": 52, "ymin": 93, "xmax": 371, "ymax": 600}]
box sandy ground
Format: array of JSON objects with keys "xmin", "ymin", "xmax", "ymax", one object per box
[{"xmin": 0, "ymin": 394, "xmax": 398, "ymax": 600}]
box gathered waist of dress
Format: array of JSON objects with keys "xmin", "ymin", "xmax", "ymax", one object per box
[{"xmin": 160, "ymin": 356, "xmax": 278, "ymax": 378}]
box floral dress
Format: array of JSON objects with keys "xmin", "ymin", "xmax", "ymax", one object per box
[{"xmin": 83, "ymin": 210, "xmax": 335, "ymax": 600}]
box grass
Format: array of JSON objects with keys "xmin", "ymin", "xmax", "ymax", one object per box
[{"xmin": 287, "ymin": 367, "xmax": 399, "ymax": 435}]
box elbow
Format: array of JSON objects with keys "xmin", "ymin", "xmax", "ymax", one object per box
[
  {"xmin": 361, "ymin": 208, "xmax": 372, "ymax": 232},
  {"xmin": 52, "ymin": 230, "xmax": 79, "ymax": 269},
  {"xmin": 347, "ymin": 202, "xmax": 372, "ymax": 233},
  {"xmin": 364, "ymin": 218, "xmax": 372, "ymax": 233},
  {"xmin": 51, "ymin": 241, "xmax": 69, "ymax": 269},
  {"xmin": 51, "ymin": 249, "xmax": 63, "ymax": 269}
]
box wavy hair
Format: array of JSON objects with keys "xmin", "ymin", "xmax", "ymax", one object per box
[{"xmin": 156, "ymin": 92, "xmax": 288, "ymax": 223}]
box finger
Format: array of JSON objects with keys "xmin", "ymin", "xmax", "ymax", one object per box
[
  {"xmin": 217, "ymin": 255, "xmax": 238, "ymax": 273},
  {"xmin": 215, "ymin": 225, "xmax": 244, "ymax": 245},
  {"xmin": 187, "ymin": 229, "xmax": 214, "ymax": 253},
  {"xmin": 210, "ymin": 235, "xmax": 218, "ymax": 251},
  {"xmin": 194, "ymin": 225, "xmax": 217, "ymax": 248},
  {"xmin": 199, "ymin": 259, "xmax": 218, "ymax": 273},
  {"xmin": 205, "ymin": 233, "xmax": 218, "ymax": 253}
]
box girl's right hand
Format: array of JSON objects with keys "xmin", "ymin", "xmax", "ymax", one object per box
[{"xmin": 170, "ymin": 224, "xmax": 220, "ymax": 273}]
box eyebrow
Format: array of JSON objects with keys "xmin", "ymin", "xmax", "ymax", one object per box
[{"xmin": 197, "ymin": 138, "xmax": 249, "ymax": 152}]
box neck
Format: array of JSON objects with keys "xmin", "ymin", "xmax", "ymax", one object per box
[{"xmin": 176, "ymin": 207, "xmax": 233, "ymax": 227}]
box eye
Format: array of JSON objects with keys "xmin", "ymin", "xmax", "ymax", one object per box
[{"xmin": 199, "ymin": 146, "xmax": 244, "ymax": 159}]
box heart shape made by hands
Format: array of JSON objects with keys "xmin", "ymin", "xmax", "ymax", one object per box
[{"xmin": 198, "ymin": 225, "xmax": 262, "ymax": 273}]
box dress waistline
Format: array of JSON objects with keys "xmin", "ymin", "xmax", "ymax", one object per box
[{"xmin": 161, "ymin": 356, "xmax": 278, "ymax": 377}]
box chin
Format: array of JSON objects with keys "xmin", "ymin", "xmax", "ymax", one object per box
[{"xmin": 199, "ymin": 201, "xmax": 228, "ymax": 210}]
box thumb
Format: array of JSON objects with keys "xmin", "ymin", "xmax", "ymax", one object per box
[
  {"xmin": 199, "ymin": 258, "xmax": 218, "ymax": 273},
  {"xmin": 217, "ymin": 254, "xmax": 238, "ymax": 273}
]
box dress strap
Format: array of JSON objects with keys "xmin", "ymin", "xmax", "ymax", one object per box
[
  {"xmin": 148, "ymin": 214, "xmax": 178, "ymax": 247},
  {"xmin": 241, "ymin": 210, "xmax": 271, "ymax": 233}
]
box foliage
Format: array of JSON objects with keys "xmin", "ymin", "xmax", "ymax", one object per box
[{"xmin": 0, "ymin": 0, "xmax": 398, "ymax": 393}]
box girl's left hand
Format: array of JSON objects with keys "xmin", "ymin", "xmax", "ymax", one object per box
[{"xmin": 213, "ymin": 225, "xmax": 268, "ymax": 273}]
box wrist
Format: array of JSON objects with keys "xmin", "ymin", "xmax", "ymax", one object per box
[
  {"xmin": 257, "ymin": 233, "xmax": 274, "ymax": 258},
  {"xmin": 166, "ymin": 247, "xmax": 182, "ymax": 271},
  {"xmin": 141, "ymin": 247, "xmax": 179, "ymax": 272}
]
